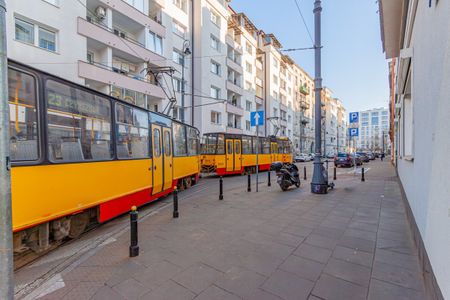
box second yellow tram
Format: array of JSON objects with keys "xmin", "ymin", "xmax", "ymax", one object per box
[{"xmin": 201, "ymin": 133, "xmax": 293, "ymax": 176}]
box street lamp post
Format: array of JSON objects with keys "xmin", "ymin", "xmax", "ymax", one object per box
[
  {"xmin": 311, "ymin": 0, "xmax": 328, "ymax": 194},
  {"xmin": 181, "ymin": 40, "xmax": 191, "ymax": 123}
]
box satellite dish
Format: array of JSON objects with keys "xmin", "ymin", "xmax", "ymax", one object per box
[{"xmin": 95, "ymin": 6, "xmax": 106, "ymax": 20}]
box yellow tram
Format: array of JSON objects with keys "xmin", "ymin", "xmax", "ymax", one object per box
[
  {"xmin": 201, "ymin": 133, "xmax": 293, "ymax": 176},
  {"xmin": 8, "ymin": 61, "xmax": 200, "ymax": 253}
]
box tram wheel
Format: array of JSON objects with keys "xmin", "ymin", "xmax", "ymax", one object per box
[
  {"xmin": 68, "ymin": 212, "xmax": 89, "ymax": 239},
  {"xmin": 185, "ymin": 177, "xmax": 192, "ymax": 189}
]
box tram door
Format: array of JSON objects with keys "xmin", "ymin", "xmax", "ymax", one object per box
[
  {"xmin": 226, "ymin": 139, "xmax": 234, "ymax": 172},
  {"xmin": 271, "ymin": 142, "xmax": 278, "ymax": 162},
  {"xmin": 162, "ymin": 127, "xmax": 173, "ymax": 190},
  {"xmin": 234, "ymin": 140, "xmax": 242, "ymax": 171},
  {"xmin": 152, "ymin": 125, "xmax": 163, "ymax": 194}
]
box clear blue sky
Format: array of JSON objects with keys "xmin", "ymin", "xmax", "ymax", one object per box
[{"xmin": 231, "ymin": 0, "xmax": 389, "ymax": 113}]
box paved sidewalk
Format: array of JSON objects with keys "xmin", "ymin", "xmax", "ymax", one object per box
[{"xmin": 30, "ymin": 161, "xmax": 426, "ymax": 300}]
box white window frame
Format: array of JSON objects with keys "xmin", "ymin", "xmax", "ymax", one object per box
[
  {"xmin": 173, "ymin": 0, "xmax": 187, "ymax": 12},
  {"xmin": 210, "ymin": 86, "xmax": 220, "ymax": 99},
  {"xmin": 15, "ymin": 17, "xmax": 58, "ymax": 53},
  {"xmin": 211, "ymin": 111, "xmax": 221, "ymax": 124},
  {"xmin": 210, "ymin": 60, "xmax": 221, "ymax": 76},
  {"xmin": 210, "ymin": 9, "xmax": 221, "ymax": 28},
  {"xmin": 210, "ymin": 34, "xmax": 220, "ymax": 51}
]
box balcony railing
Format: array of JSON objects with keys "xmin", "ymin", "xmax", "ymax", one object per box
[
  {"xmin": 300, "ymin": 85, "xmax": 310, "ymax": 95},
  {"xmin": 86, "ymin": 15, "xmax": 145, "ymax": 48},
  {"xmin": 88, "ymin": 60, "xmax": 153, "ymax": 84}
]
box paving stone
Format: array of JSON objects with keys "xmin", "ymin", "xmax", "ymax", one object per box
[
  {"xmin": 240, "ymin": 251, "xmax": 285, "ymax": 276},
  {"xmin": 261, "ymin": 269, "xmax": 314, "ymax": 300},
  {"xmin": 245, "ymin": 288, "xmax": 284, "ymax": 300},
  {"xmin": 374, "ymin": 249, "xmax": 420, "ymax": 271},
  {"xmin": 61, "ymin": 281, "xmax": 104, "ymax": 300},
  {"xmin": 106, "ymin": 260, "xmax": 147, "ymax": 287},
  {"xmin": 304, "ymin": 234, "xmax": 338, "ymax": 250},
  {"xmin": 368, "ymin": 278, "xmax": 425, "ymax": 300},
  {"xmin": 343, "ymin": 228, "xmax": 377, "ymax": 242},
  {"xmin": 324, "ymin": 258, "xmax": 372, "ymax": 287},
  {"xmin": 376, "ymin": 238, "xmax": 415, "ymax": 255},
  {"xmin": 312, "ymin": 273, "xmax": 367, "ymax": 300},
  {"xmin": 214, "ymin": 266, "xmax": 267, "ymax": 298},
  {"xmin": 348, "ymin": 221, "xmax": 378, "ymax": 233},
  {"xmin": 337, "ymin": 236, "xmax": 375, "ymax": 253},
  {"xmin": 372, "ymin": 261, "xmax": 425, "ymax": 291},
  {"xmin": 91, "ymin": 286, "xmax": 125, "ymax": 300},
  {"xmin": 139, "ymin": 280, "xmax": 196, "ymax": 300},
  {"xmin": 279, "ymin": 255, "xmax": 325, "ymax": 281},
  {"xmin": 294, "ymin": 243, "xmax": 332, "ymax": 263},
  {"xmin": 172, "ymin": 262, "xmax": 223, "ymax": 294},
  {"xmin": 193, "ymin": 285, "xmax": 241, "ymax": 300},
  {"xmin": 112, "ymin": 278, "xmax": 151, "ymax": 299},
  {"xmin": 312, "ymin": 226, "xmax": 346, "ymax": 239},
  {"xmin": 133, "ymin": 260, "xmax": 181, "ymax": 289},
  {"xmin": 332, "ymin": 245, "xmax": 374, "ymax": 267}
]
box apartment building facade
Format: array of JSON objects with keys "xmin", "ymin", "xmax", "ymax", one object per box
[
  {"xmin": 379, "ymin": 0, "xmax": 449, "ymax": 298},
  {"xmin": 356, "ymin": 107, "xmax": 389, "ymax": 152}
]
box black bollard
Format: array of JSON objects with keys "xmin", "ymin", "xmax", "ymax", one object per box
[
  {"xmin": 247, "ymin": 174, "xmax": 251, "ymax": 192},
  {"xmin": 333, "ymin": 166, "xmax": 337, "ymax": 180},
  {"xmin": 129, "ymin": 206, "xmax": 139, "ymax": 257},
  {"xmin": 268, "ymin": 171, "xmax": 271, "ymax": 187},
  {"xmin": 361, "ymin": 167, "xmax": 365, "ymax": 182},
  {"xmin": 219, "ymin": 176, "xmax": 223, "ymax": 200},
  {"xmin": 173, "ymin": 187, "xmax": 179, "ymax": 218},
  {"xmin": 303, "ymin": 166, "xmax": 307, "ymax": 180}
]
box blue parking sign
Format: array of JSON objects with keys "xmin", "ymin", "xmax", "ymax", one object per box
[
  {"xmin": 349, "ymin": 112, "xmax": 359, "ymax": 123},
  {"xmin": 250, "ymin": 111, "xmax": 264, "ymax": 126},
  {"xmin": 349, "ymin": 128, "xmax": 359, "ymax": 137}
]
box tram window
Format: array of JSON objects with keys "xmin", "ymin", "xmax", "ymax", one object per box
[
  {"xmin": 217, "ymin": 134, "xmax": 225, "ymax": 154},
  {"xmin": 242, "ymin": 137, "xmax": 252, "ymax": 154},
  {"xmin": 8, "ymin": 69, "xmax": 39, "ymax": 161},
  {"xmin": 201, "ymin": 134, "xmax": 216, "ymax": 154},
  {"xmin": 46, "ymin": 80, "xmax": 112, "ymax": 162},
  {"xmin": 173, "ymin": 123, "xmax": 187, "ymax": 156},
  {"xmin": 115, "ymin": 103, "xmax": 149, "ymax": 159},
  {"xmin": 164, "ymin": 130, "xmax": 171, "ymax": 156},
  {"xmin": 251, "ymin": 137, "xmax": 258, "ymax": 154},
  {"xmin": 262, "ymin": 139, "xmax": 271, "ymax": 154},
  {"xmin": 187, "ymin": 127, "xmax": 199, "ymax": 156},
  {"xmin": 278, "ymin": 141, "xmax": 285, "ymax": 154},
  {"xmin": 235, "ymin": 142, "xmax": 241, "ymax": 154},
  {"xmin": 227, "ymin": 140, "xmax": 233, "ymax": 154},
  {"xmin": 153, "ymin": 128, "xmax": 161, "ymax": 157}
]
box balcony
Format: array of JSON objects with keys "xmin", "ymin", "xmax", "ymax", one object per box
[
  {"xmin": 225, "ymin": 34, "xmax": 243, "ymax": 54},
  {"xmin": 226, "ymin": 57, "xmax": 243, "ymax": 73},
  {"xmin": 226, "ymin": 102, "xmax": 244, "ymax": 116},
  {"xmin": 226, "ymin": 126, "xmax": 243, "ymax": 134},
  {"xmin": 300, "ymin": 100, "xmax": 310, "ymax": 109},
  {"xmin": 78, "ymin": 18, "xmax": 165, "ymax": 67},
  {"xmin": 78, "ymin": 61, "xmax": 165, "ymax": 99},
  {"xmin": 300, "ymin": 85, "xmax": 310, "ymax": 95},
  {"xmin": 226, "ymin": 80, "xmax": 244, "ymax": 95},
  {"xmin": 98, "ymin": 0, "xmax": 165, "ymax": 37}
]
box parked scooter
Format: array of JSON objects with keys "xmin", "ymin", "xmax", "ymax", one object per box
[{"xmin": 270, "ymin": 162, "xmax": 300, "ymax": 191}]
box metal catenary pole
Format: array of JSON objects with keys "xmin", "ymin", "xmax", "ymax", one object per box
[
  {"xmin": 311, "ymin": 0, "xmax": 327, "ymax": 194},
  {"xmin": 0, "ymin": 0, "xmax": 14, "ymax": 298}
]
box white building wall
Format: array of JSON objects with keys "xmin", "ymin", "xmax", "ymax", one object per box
[
  {"xmin": 7, "ymin": 0, "xmax": 86, "ymax": 84},
  {"xmin": 392, "ymin": 1, "xmax": 450, "ymax": 298}
]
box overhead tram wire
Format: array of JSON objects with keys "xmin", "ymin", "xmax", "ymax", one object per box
[{"xmin": 293, "ymin": 0, "xmax": 314, "ymax": 46}]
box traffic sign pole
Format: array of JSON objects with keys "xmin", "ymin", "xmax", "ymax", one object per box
[{"xmin": 256, "ymin": 124, "xmax": 259, "ymax": 192}]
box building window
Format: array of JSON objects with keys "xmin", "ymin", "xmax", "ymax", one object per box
[
  {"xmin": 210, "ymin": 9, "xmax": 220, "ymax": 27},
  {"xmin": 172, "ymin": 49, "xmax": 184, "ymax": 65},
  {"xmin": 273, "ymin": 75, "xmax": 278, "ymax": 85},
  {"xmin": 15, "ymin": 18, "xmax": 57, "ymax": 52},
  {"xmin": 211, "ymin": 111, "xmax": 221, "ymax": 124},
  {"xmin": 210, "ymin": 86, "xmax": 220, "ymax": 99},
  {"xmin": 273, "ymin": 108, "xmax": 278, "ymax": 117},
  {"xmin": 173, "ymin": 0, "xmax": 187, "ymax": 12},
  {"xmin": 210, "ymin": 35, "xmax": 220, "ymax": 51},
  {"xmin": 245, "ymin": 81, "xmax": 252, "ymax": 91},
  {"xmin": 246, "ymin": 100, "xmax": 252, "ymax": 111},
  {"xmin": 273, "ymin": 91, "xmax": 278, "ymax": 100},
  {"xmin": 87, "ymin": 51, "xmax": 94, "ymax": 64},
  {"xmin": 245, "ymin": 62, "xmax": 252, "ymax": 73},
  {"xmin": 148, "ymin": 31, "xmax": 163, "ymax": 55},
  {"xmin": 246, "ymin": 120, "xmax": 251, "ymax": 131},
  {"xmin": 210, "ymin": 60, "xmax": 221, "ymax": 75},
  {"xmin": 273, "ymin": 59, "xmax": 278, "ymax": 68},
  {"xmin": 172, "ymin": 20, "xmax": 186, "ymax": 37},
  {"xmin": 172, "ymin": 77, "xmax": 185, "ymax": 92},
  {"xmin": 246, "ymin": 42, "xmax": 252, "ymax": 54}
]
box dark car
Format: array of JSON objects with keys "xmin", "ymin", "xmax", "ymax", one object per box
[
  {"xmin": 356, "ymin": 152, "xmax": 370, "ymax": 163},
  {"xmin": 334, "ymin": 153, "xmax": 354, "ymax": 167},
  {"xmin": 353, "ymin": 154, "xmax": 363, "ymax": 166}
]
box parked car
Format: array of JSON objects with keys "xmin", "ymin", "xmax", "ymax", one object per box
[
  {"xmin": 309, "ymin": 153, "xmax": 315, "ymax": 160},
  {"xmin": 367, "ymin": 152, "xmax": 376, "ymax": 160},
  {"xmin": 334, "ymin": 153, "xmax": 354, "ymax": 167},
  {"xmin": 356, "ymin": 152, "xmax": 370, "ymax": 163},
  {"xmin": 353, "ymin": 154, "xmax": 363, "ymax": 166},
  {"xmin": 294, "ymin": 153, "xmax": 311, "ymax": 162}
]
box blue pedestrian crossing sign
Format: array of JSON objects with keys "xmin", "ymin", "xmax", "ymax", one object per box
[
  {"xmin": 250, "ymin": 111, "xmax": 264, "ymax": 126},
  {"xmin": 349, "ymin": 128, "xmax": 359, "ymax": 137},
  {"xmin": 349, "ymin": 112, "xmax": 359, "ymax": 123}
]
